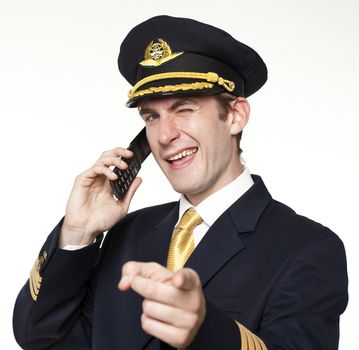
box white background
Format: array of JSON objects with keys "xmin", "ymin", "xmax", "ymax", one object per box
[{"xmin": 1, "ymin": 0, "xmax": 358, "ymax": 348}]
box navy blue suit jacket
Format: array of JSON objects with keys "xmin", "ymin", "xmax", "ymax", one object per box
[{"xmin": 13, "ymin": 176, "xmax": 348, "ymax": 349}]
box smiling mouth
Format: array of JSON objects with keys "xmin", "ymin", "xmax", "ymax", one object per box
[{"xmin": 167, "ymin": 148, "xmax": 198, "ymax": 163}]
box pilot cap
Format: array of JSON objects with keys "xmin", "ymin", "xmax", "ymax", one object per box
[{"xmin": 119, "ymin": 15, "xmax": 267, "ymax": 107}]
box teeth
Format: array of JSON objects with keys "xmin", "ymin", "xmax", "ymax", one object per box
[{"xmin": 168, "ymin": 148, "xmax": 197, "ymax": 161}]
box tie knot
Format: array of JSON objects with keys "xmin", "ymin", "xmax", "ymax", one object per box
[{"xmin": 176, "ymin": 208, "xmax": 203, "ymax": 232}]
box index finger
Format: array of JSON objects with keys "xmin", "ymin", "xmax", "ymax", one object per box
[
  {"xmin": 171, "ymin": 268, "xmax": 202, "ymax": 291},
  {"xmin": 118, "ymin": 261, "xmax": 173, "ymax": 291},
  {"xmin": 101, "ymin": 147, "xmax": 133, "ymax": 159}
]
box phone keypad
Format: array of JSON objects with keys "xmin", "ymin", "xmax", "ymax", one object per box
[
  {"xmin": 109, "ymin": 127, "xmax": 150, "ymax": 200},
  {"xmin": 110, "ymin": 156, "xmax": 140, "ymax": 199}
]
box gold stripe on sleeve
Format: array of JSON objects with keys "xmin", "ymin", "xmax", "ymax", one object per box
[
  {"xmin": 251, "ymin": 332, "xmax": 263, "ymax": 350},
  {"xmin": 243, "ymin": 327, "xmax": 255, "ymax": 350},
  {"xmin": 237, "ymin": 322, "xmax": 248, "ymax": 350},
  {"xmin": 235, "ymin": 321, "xmax": 268, "ymax": 350},
  {"xmin": 258, "ymin": 336, "xmax": 268, "ymax": 350}
]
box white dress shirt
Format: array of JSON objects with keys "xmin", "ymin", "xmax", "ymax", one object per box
[{"xmin": 175, "ymin": 167, "xmax": 254, "ymax": 247}]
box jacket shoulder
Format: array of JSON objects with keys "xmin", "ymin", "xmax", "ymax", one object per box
[{"xmin": 262, "ymin": 198, "xmax": 344, "ymax": 248}]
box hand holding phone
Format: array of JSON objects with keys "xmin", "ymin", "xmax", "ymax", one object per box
[{"xmin": 110, "ymin": 127, "xmax": 151, "ymax": 200}]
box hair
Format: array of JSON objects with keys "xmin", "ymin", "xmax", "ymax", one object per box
[{"xmin": 213, "ymin": 92, "xmax": 243, "ymax": 155}]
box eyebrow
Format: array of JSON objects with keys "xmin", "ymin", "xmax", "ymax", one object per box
[
  {"xmin": 138, "ymin": 107, "xmax": 157, "ymax": 118},
  {"xmin": 139, "ymin": 98, "xmax": 200, "ymax": 117}
]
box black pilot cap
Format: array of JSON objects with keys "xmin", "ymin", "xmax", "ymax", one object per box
[{"xmin": 119, "ymin": 15, "xmax": 267, "ymax": 107}]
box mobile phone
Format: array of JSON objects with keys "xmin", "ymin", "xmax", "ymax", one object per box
[{"xmin": 110, "ymin": 127, "xmax": 151, "ymax": 199}]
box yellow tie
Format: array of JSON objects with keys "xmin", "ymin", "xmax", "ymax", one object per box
[{"xmin": 167, "ymin": 208, "xmax": 203, "ymax": 272}]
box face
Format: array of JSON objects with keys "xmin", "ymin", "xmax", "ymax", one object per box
[{"xmin": 139, "ymin": 95, "xmax": 244, "ymax": 205}]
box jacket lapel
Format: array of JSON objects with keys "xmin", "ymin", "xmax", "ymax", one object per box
[
  {"xmin": 137, "ymin": 202, "xmax": 179, "ymax": 266},
  {"xmin": 186, "ymin": 175, "xmax": 272, "ymax": 287}
]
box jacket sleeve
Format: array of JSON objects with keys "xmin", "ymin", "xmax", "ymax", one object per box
[
  {"xmin": 13, "ymin": 219, "xmax": 103, "ymax": 350},
  {"xmin": 189, "ymin": 230, "xmax": 348, "ymax": 350}
]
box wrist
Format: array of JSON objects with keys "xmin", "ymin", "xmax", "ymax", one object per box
[{"xmin": 59, "ymin": 222, "xmax": 100, "ymax": 248}]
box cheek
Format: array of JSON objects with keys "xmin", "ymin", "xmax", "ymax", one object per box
[
  {"xmin": 145, "ymin": 132, "xmax": 162, "ymax": 165},
  {"xmin": 203, "ymin": 120, "xmax": 230, "ymax": 144},
  {"xmin": 146, "ymin": 128, "xmax": 157, "ymax": 150},
  {"xmin": 179, "ymin": 115, "xmax": 215, "ymax": 142},
  {"xmin": 204, "ymin": 126, "xmax": 233, "ymax": 162}
]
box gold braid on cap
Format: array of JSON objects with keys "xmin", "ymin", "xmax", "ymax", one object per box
[{"xmin": 128, "ymin": 72, "xmax": 235, "ymax": 100}]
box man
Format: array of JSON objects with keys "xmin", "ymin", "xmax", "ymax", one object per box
[{"xmin": 13, "ymin": 15, "xmax": 348, "ymax": 350}]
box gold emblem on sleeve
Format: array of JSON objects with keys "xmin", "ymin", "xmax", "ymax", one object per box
[{"xmin": 29, "ymin": 251, "xmax": 47, "ymax": 301}]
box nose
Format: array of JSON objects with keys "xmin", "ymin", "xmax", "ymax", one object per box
[{"xmin": 157, "ymin": 115, "xmax": 180, "ymax": 145}]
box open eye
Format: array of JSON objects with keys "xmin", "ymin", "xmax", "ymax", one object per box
[{"xmin": 144, "ymin": 113, "xmax": 160, "ymax": 123}]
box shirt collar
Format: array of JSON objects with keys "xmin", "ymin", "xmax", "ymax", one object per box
[{"xmin": 178, "ymin": 167, "xmax": 254, "ymax": 226}]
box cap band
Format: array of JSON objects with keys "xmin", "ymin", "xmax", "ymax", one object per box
[{"xmin": 128, "ymin": 71, "xmax": 235, "ymax": 100}]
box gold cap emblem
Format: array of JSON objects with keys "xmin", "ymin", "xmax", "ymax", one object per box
[{"xmin": 140, "ymin": 39, "xmax": 183, "ymax": 67}]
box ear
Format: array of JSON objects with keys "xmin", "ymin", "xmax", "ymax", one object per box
[{"xmin": 228, "ymin": 97, "xmax": 250, "ymax": 136}]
